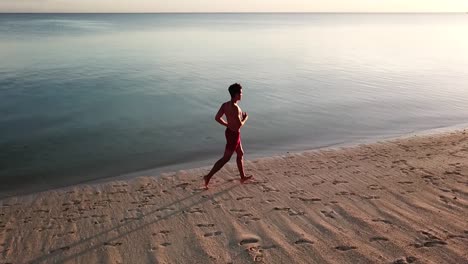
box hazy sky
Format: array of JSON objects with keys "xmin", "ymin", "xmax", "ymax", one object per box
[{"xmin": 1, "ymin": 0, "xmax": 467, "ymax": 13}]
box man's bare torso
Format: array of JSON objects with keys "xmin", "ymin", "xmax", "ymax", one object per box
[{"xmin": 222, "ymin": 101, "xmax": 242, "ymax": 132}]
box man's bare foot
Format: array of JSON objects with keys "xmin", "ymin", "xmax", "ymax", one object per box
[
  {"xmin": 240, "ymin": 175, "xmax": 253, "ymax": 184},
  {"xmin": 203, "ymin": 175, "xmax": 210, "ymax": 189}
]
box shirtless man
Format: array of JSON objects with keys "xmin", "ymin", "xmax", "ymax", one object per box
[{"xmin": 203, "ymin": 83, "xmax": 253, "ymax": 189}]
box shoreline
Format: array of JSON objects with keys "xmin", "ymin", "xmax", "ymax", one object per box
[
  {"xmin": 93, "ymin": 123, "xmax": 468, "ymax": 183},
  {"xmin": 2, "ymin": 123, "xmax": 467, "ymax": 200},
  {"xmin": 1, "ymin": 127, "xmax": 467, "ymax": 263}
]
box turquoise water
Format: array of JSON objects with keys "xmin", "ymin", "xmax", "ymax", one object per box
[{"xmin": 1, "ymin": 13, "xmax": 468, "ymax": 197}]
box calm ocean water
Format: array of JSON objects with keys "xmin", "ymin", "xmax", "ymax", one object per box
[{"xmin": 1, "ymin": 13, "xmax": 468, "ymax": 197}]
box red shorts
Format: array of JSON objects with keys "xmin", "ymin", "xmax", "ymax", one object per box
[{"xmin": 225, "ymin": 128, "xmax": 241, "ymax": 152}]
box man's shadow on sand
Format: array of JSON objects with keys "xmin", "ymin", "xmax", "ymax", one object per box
[{"xmin": 27, "ymin": 181, "xmax": 239, "ymax": 264}]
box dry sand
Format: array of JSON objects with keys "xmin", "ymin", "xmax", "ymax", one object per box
[{"xmin": 1, "ymin": 130, "xmax": 467, "ymax": 264}]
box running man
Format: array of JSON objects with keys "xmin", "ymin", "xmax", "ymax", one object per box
[{"xmin": 203, "ymin": 83, "xmax": 253, "ymax": 189}]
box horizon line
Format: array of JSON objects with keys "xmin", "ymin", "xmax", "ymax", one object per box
[{"xmin": 0, "ymin": 11, "xmax": 466, "ymax": 14}]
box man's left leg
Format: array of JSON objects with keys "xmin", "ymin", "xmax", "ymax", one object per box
[{"xmin": 236, "ymin": 143, "xmax": 252, "ymax": 183}]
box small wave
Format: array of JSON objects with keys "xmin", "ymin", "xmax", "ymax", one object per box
[
  {"xmin": 0, "ymin": 18, "xmax": 111, "ymax": 36},
  {"xmin": 34, "ymin": 19, "xmax": 110, "ymax": 30}
]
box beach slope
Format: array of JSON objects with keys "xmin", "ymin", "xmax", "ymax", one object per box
[{"xmin": 1, "ymin": 130, "xmax": 467, "ymax": 263}]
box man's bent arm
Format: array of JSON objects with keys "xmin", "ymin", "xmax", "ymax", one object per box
[
  {"xmin": 215, "ymin": 104, "xmax": 228, "ymax": 127},
  {"xmin": 242, "ymin": 114, "xmax": 248, "ymax": 124},
  {"xmin": 216, "ymin": 117, "xmax": 228, "ymax": 127}
]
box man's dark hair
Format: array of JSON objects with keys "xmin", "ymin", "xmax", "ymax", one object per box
[{"xmin": 228, "ymin": 83, "xmax": 242, "ymax": 98}]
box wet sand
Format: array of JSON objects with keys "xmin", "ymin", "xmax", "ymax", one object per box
[{"xmin": 1, "ymin": 130, "xmax": 467, "ymax": 263}]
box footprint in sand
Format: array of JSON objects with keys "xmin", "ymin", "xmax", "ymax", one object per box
[
  {"xmin": 312, "ymin": 180, "xmax": 325, "ymax": 186},
  {"xmin": 398, "ymin": 181, "xmax": 414, "ymax": 185},
  {"xmin": 288, "ymin": 210, "xmax": 306, "ymax": 216},
  {"xmin": 335, "ymin": 191, "xmax": 355, "ymax": 196},
  {"xmin": 196, "ymin": 223, "xmax": 215, "ymax": 228},
  {"xmin": 230, "ymin": 209, "xmax": 246, "ymax": 213},
  {"xmin": 204, "ymin": 231, "xmax": 222, "ymax": 237},
  {"xmin": 93, "ymin": 219, "xmax": 105, "ymax": 225},
  {"xmin": 104, "ymin": 241, "xmax": 123, "ymax": 247},
  {"xmin": 296, "ymin": 197, "xmax": 321, "ymax": 202},
  {"xmin": 294, "ymin": 239, "xmax": 314, "ymax": 245},
  {"xmin": 372, "ymin": 219, "xmax": 393, "ymax": 225},
  {"xmin": 239, "ymin": 237, "xmax": 259, "ymax": 245},
  {"xmin": 185, "ymin": 208, "xmax": 205, "ymax": 214},
  {"xmin": 120, "ymin": 216, "xmax": 140, "ymax": 223},
  {"xmin": 444, "ymin": 170, "xmax": 463, "ymax": 176},
  {"xmin": 151, "ymin": 230, "xmax": 170, "ymax": 236},
  {"xmin": 248, "ymin": 247, "xmax": 263, "ymax": 262},
  {"xmin": 369, "ymin": 237, "xmax": 389, "ymax": 242},
  {"xmin": 335, "ymin": 245, "xmax": 357, "ymax": 251},
  {"xmin": 238, "ymin": 214, "xmax": 260, "ymax": 224},
  {"xmin": 289, "ymin": 190, "xmax": 305, "ymax": 195},
  {"xmin": 361, "ymin": 195, "xmax": 380, "ymax": 200},
  {"xmin": 447, "ymin": 234, "xmax": 467, "ymax": 240},
  {"xmin": 367, "ymin": 184, "xmax": 385, "ymax": 191},
  {"xmin": 34, "ymin": 209, "xmax": 50, "ymax": 213},
  {"xmin": 237, "ymin": 212, "xmax": 254, "ymax": 217},
  {"xmin": 320, "ymin": 210, "xmax": 335, "ymax": 219},
  {"xmin": 22, "ymin": 216, "xmax": 33, "ymax": 224},
  {"xmin": 420, "ymin": 231, "xmax": 440, "ymax": 240},
  {"xmin": 456, "ymin": 180, "xmax": 468, "ymax": 185},
  {"xmin": 413, "ymin": 240, "xmax": 447, "ymax": 248},
  {"xmin": 260, "ymin": 185, "xmax": 280, "ymax": 193},
  {"xmin": 273, "ymin": 207, "xmax": 291, "ymax": 212},
  {"xmin": 393, "ymin": 256, "xmax": 417, "ymax": 264},
  {"xmin": 332, "ymin": 180, "xmax": 349, "ymax": 185},
  {"xmin": 236, "ymin": 196, "xmax": 254, "ymax": 201},
  {"xmin": 439, "ymin": 195, "xmax": 451, "ymax": 203},
  {"xmin": 211, "ymin": 200, "xmax": 221, "ymax": 208},
  {"xmin": 48, "ymin": 246, "xmax": 71, "ymax": 254},
  {"xmin": 191, "ymin": 187, "xmax": 206, "ymax": 193},
  {"xmin": 438, "ymin": 188, "xmax": 452, "ymax": 193},
  {"xmin": 412, "ymin": 231, "xmax": 448, "ymax": 248}
]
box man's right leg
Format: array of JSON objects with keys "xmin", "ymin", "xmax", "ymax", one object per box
[{"xmin": 204, "ymin": 150, "xmax": 234, "ymax": 188}]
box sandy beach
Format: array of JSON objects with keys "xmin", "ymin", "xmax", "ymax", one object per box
[{"xmin": 1, "ymin": 130, "xmax": 467, "ymax": 264}]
